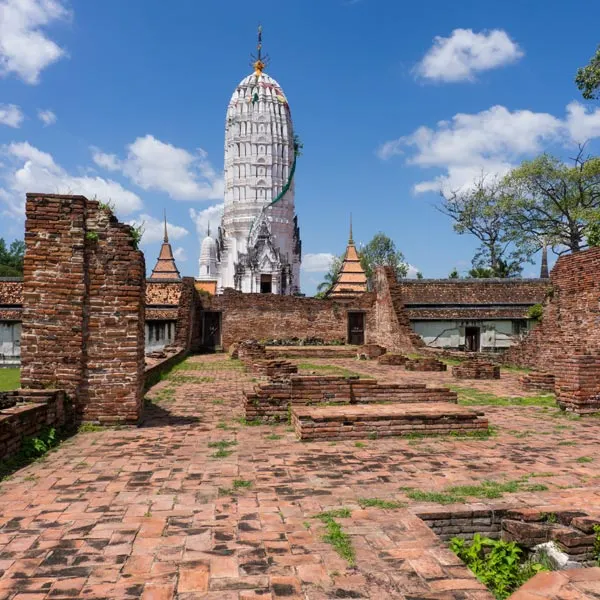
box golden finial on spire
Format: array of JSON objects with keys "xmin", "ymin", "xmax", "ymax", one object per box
[{"xmin": 349, "ymin": 213, "xmax": 354, "ymax": 245}]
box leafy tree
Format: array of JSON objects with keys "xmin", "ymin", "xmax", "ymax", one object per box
[
  {"xmin": 359, "ymin": 232, "xmax": 408, "ymax": 283},
  {"xmin": 439, "ymin": 174, "xmax": 531, "ymax": 277},
  {"xmin": 588, "ymin": 220, "xmax": 600, "ymax": 247},
  {"xmin": 576, "ymin": 44, "xmax": 600, "ymax": 100},
  {"xmin": 416, "ymin": 271, "xmax": 423, "ymax": 279},
  {"xmin": 0, "ymin": 239, "xmax": 25, "ymax": 276},
  {"xmin": 448, "ymin": 268, "xmax": 460, "ymax": 279},
  {"xmin": 315, "ymin": 255, "xmax": 343, "ymax": 297},
  {"xmin": 503, "ymin": 150, "xmax": 600, "ymax": 255}
]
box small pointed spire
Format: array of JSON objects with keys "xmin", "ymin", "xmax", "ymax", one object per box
[
  {"xmin": 252, "ymin": 25, "xmax": 267, "ymax": 75},
  {"xmin": 349, "ymin": 214, "xmax": 354, "ymax": 245},
  {"xmin": 207, "ymin": 222, "xmax": 211, "ymax": 237},
  {"xmin": 163, "ymin": 209, "xmax": 168, "ymax": 243},
  {"xmin": 540, "ymin": 244, "xmax": 549, "ymax": 278}
]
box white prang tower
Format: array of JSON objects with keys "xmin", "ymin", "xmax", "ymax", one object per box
[{"xmin": 198, "ymin": 27, "xmax": 302, "ymax": 294}]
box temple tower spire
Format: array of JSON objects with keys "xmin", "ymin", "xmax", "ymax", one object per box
[{"xmin": 149, "ymin": 212, "xmax": 181, "ymax": 281}]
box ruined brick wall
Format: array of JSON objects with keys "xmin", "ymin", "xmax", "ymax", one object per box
[
  {"xmin": 372, "ymin": 267, "xmax": 422, "ymax": 353},
  {"xmin": 207, "ymin": 290, "xmax": 376, "ymax": 349},
  {"xmin": 504, "ymin": 248, "xmax": 600, "ymax": 371},
  {"xmin": 174, "ymin": 278, "xmax": 201, "ymax": 351},
  {"xmin": 21, "ymin": 194, "xmax": 145, "ymax": 424}
]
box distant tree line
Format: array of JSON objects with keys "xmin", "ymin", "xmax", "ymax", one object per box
[{"xmin": 0, "ymin": 239, "xmax": 25, "ymax": 277}]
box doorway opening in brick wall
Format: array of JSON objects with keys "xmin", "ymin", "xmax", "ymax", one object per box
[
  {"xmin": 465, "ymin": 326, "xmax": 480, "ymax": 351},
  {"xmin": 347, "ymin": 312, "xmax": 365, "ymax": 345},
  {"xmin": 202, "ymin": 311, "xmax": 221, "ymax": 348},
  {"xmin": 260, "ymin": 274, "xmax": 272, "ymax": 294}
]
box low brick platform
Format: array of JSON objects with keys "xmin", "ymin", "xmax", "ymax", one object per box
[
  {"xmin": 378, "ymin": 353, "xmax": 408, "ymax": 366},
  {"xmin": 292, "ymin": 402, "xmax": 488, "ymax": 440},
  {"xmin": 238, "ymin": 339, "xmax": 271, "ymax": 363},
  {"xmin": 357, "ymin": 344, "xmax": 386, "ymax": 359},
  {"xmin": 245, "ymin": 375, "xmax": 458, "ymax": 422},
  {"xmin": 520, "ymin": 370, "xmax": 555, "ymax": 392},
  {"xmin": 509, "ymin": 567, "xmax": 600, "ymax": 599},
  {"xmin": 265, "ymin": 345, "xmax": 357, "ymax": 359},
  {"xmin": 405, "ymin": 357, "xmax": 447, "ymax": 372},
  {"xmin": 247, "ymin": 359, "xmax": 298, "ymax": 378},
  {"xmin": 0, "ymin": 389, "xmax": 71, "ymax": 460},
  {"xmin": 452, "ymin": 359, "xmax": 500, "ymax": 380}
]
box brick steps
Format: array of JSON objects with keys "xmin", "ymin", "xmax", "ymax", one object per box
[{"xmin": 292, "ymin": 403, "xmax": 488, "ymax": 441}]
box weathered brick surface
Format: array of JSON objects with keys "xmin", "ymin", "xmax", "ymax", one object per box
[
  {"xmin": 244, "ymin": 374, "xmax": 458, "ymax": 422},
  {"xmin": 292, "ymin": 403, "xmax": 488, "ymax": 440},
  {"xmin": 378, "ymin": 353, "xmax": 408, "ymax": 366},
  {"xmin": 405, "ymin": 357, "xmax": 447, "ymax": 372},
  {"xmin": 520, "ymin": 371, "xmax": 555, "ymax": 392},
  {"xmin": 357, "ymin": 344, "xmax": 386, "ymax": 359},
  {"xmin": 452, "ymin": 359, "xmax": 500, "ymax": 380},
  {"xmin": 266, "ymin": 345, "xmax": 357, "ymax": 359},
  {"xmin": 20, "ymin": 194, "xmax": 145, "ymax": 424},
  {"xmin": 555, "ymin": 354, "xmax": 600, "ymax": 414},
  {"xmin": 0, "ymin": 390, "xmax": 70, "ymax": 460}
]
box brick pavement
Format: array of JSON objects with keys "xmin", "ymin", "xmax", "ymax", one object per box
[{"xmin": 0, "ymin": 354, "xmax": 599, "ymax": 599}]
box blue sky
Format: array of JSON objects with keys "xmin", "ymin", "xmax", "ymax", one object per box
[{"xmin": 1, "ymin": 0, "xmax": 599, "ymax": 294}]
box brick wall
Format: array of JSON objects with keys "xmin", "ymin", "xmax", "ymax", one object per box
[
  {"xmin": 503, "ymin": 248, "xmax": 600, "ymax": 413},
  {"xmin": 372, "ymin": 267, "xmax": 422, "ymax": 353},
  {"xmin": 21, "ymin": 194, "xmax": 145, "ymax": 424},
  {"xmin": 207, "ymin": 290, "xmax": 377, "ymax": 349},
  {"xmin": 0, "ymin": 390, "xmax": 71, "ymax": 461}
]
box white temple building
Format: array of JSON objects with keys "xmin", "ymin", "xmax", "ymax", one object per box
[{"xmin": 197, "ymin": 28, "xmax": 302, "ymax": 294}]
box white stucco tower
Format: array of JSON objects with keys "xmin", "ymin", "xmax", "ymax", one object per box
[{"xmin": 208, "ymin": 28, "xmax": 301, "ymax": 294}]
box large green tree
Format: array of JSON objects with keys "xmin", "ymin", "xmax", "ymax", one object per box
[
  {"xmin": 503, "ymin": 150, "xmax": 600, "ymax": 254},
  {"xmin": 359, "ymin": 232, "xmax": 408, "ymax": 283},
  {"xmin": 439, "ymin": 174, "xmax": 529, "ymax": 277},
  {"xmin": 576, "ymin": 44, "xmax": 600, "ymax": 100},
  {"xmin": 315, "ymin": 254, "xmax": 343, "ymax": 297},
  {"xmin": 0, "ymin": 239, "xmax": 25, "ymax": 276}
]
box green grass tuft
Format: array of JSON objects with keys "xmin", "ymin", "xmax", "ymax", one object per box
[
  {"xmin": 0, "ymin": 368, "xmax": 20, "ymax": 391},
  {"xmin": 358, "ymin": 498, "xmax": 406, "ymax": 509}
]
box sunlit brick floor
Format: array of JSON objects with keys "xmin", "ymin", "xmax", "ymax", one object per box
[{"xmin": 0, "ymin": 354, "xmax": 599, "ymax": 599}]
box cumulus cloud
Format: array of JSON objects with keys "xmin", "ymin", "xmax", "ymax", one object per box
[
  {"xmin": 415, "ymin": 28, "xmax": 523, "ymax": 83},
  {"xmin": 93, "ymin": 135, "xmax": 224, "ymax": 201},
  {"xmin": 406, "ymin": 264, "xmax": 421, "ymax": 278},
  {"xmin": 0, "ymin": 141, "xmax": 142, "ymax": 219},
  {"xmin": 173, "ymin": 247, "xmax": 187, "ymax": 261},
  {"xmin": 0, "ymin": 104, "xmax": 24, "ymax": 128},
  {"xmin": 190, "ymin": 203, "xmax": 224, "ymax": 237},
  {"xmin": 301, "ymin": 253, "xmax": 335, "ymax": 272},
  {"xmin": 127, "ymin": 213, "xmax": 188, "ymax": 245},
  {"xmin": 378, "ymin": 102, "xmax": 600, "ymax": 193},
  {"xmin": 0, "ymin": 0, "xmax": 71, "ymax": 84},
  {"xmin": 37, "ymin": 108, "xmax": 56, "ymax": 126}
]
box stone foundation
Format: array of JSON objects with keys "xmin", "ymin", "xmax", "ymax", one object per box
[
  {"xmin": 0, "ymin": 390, "xmax": 71, "ymax": 461},
  {"xmin": 520, "ymin": 371, "xmax": 555, "ymax": 392},
  {"xmin": 357, "ymin": 344, "xmax": 386, "ymax": 359},
  {"xmin": 244, "ymin": 375, "xmax": 458, "ymax": 422},
  {"xmin": 292, "ymin": 403, "xmax": 488, "ymax": 441},
  {"xmin": 405, "ymin": 357, "xmax": 447, "ymax": 372},
  {"xmin": 247, "ymin": 359, "xmax": 298, "ymax": 378},
  {"xmin": 238, "ymin": 339, "xmax": 271, "ymax": 363},
  {"xmin": 452, "ymin": 359, "xmax": 500, "ymax": 380},
  {"xmin": 378, "ymin": 353, "xmax": 408, "ymax": 366}
]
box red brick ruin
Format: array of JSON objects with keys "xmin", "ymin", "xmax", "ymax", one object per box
[{"xmin": 20, "ymin": 194, "xmax": 146, "ymax": 424}]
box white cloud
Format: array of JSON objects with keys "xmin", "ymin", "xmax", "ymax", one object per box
[
  {"xmin": 0, "ymin": 104, "xmax": 24, "ymax": 127},
  {"xmin": 190, "ymin": 203, "xmax": 223, "ymax": 237},
  {"xmin": 127, "ymin": 213, "xmax": 189, "ymax": 245},
  {"xmin": 0, "ymin": 141, "xmax": 142, "ymax": 219},
  {"xmin": 37, "ymin": 108, "xmax": 56, "ymax": 126},
  {"xmin": 379, "ymin": 102, "xmax": 600, "ymax": 193},
  {"xmin": 301, "ymin": 253, "xmax": 335, "ymax": 272},
  {"xmin": 93, "ymin": 135, "xmax": 224, "ymax": 201},
  {"xmin": 91, "ymin": 148, "xmax": 120, "ymax": 171},
  {"xmin": 406, "ymin": 264, "xmax": 421, "ymax": 278},
  {"xmin": 0, "ymin": 0, "xmax": 71, "ymax": 84},
  {"xmin": 416, "ymin": 29, "xmax": 523, "ymax": 82},
  {"xmin": 173, "ymin": 247, "xmax": 187, "ymax": 261}
]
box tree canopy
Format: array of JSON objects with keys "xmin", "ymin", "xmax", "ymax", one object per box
[
  {"xmin": 503, "ymin": 150, "xmax": 600, "ymax": 254},
  {"xmin": 439, "ymin": 174, "xmax": 529, "ymax": 277},
  {"xmin": 0, "ymin": 239, "xmax": 25, "ymax": 277},
  {"xmin": 575, "ymin": 44, "xmax": 600, "ymax": 100},
  {"xmin": 359, "ymin": 232, "xmax": 408, "ymax": 283},
  {"xmin": 315, "ymin": 254, "xmax": 343, "ymax": 297}
]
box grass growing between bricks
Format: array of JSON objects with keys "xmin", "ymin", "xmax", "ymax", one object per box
[
  {"xmin": 358, "ymin": 498, "xmax": 406, "ymax": 509},
  {"xmin": 451, "ymin": 386, "xmax": 556, "ymax": 408},
  {"xmin": 208, "ymin": 439, "xmax": 237, "ymax": 459},
  {"xmin": 172, "ymin": 359, "xmax": 244, "ymax": 372},
  {"xmin": 402, "ymin": 476, "xmax": 549, "ymax": 505},
  {"xmin": 314, "ymin": 508, "xmax": 355, "ymax": 567}
]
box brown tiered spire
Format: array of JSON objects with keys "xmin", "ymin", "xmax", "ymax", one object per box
[
  {"xmin": 148, "ymin": 211, "xmax": 181, "ymax": 281},
  {"xmin": 326, "ymin": 216, "xmax": 368, "ymax": 298}
]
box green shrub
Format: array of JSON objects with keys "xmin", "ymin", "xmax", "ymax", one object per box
[
  {"xmin": 527, "ymin": 303, "xmax": 544, "ymax": 321},
  {"xmin": 450, "ymin": 534, "xmax": 547, "ymax": 599}
]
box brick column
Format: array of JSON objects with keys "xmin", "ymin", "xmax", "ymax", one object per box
[
  {"xmin": 21, "ymin": 194, "xmax": 145, "ymax": 424},
  {"xmin": 555, "ymin": 353, "xmax": 600, "ymax": 414}
]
